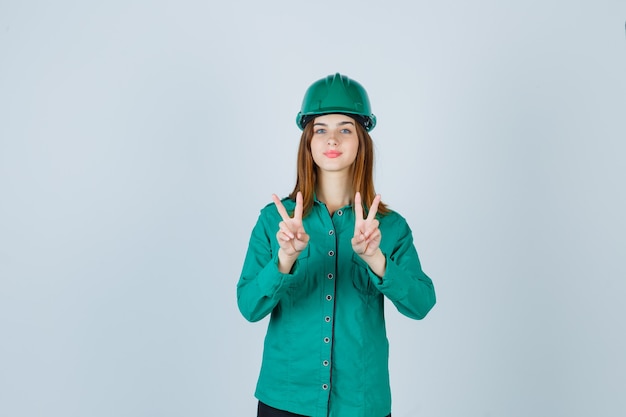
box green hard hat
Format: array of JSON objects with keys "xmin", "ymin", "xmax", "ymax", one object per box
[{"xmin": 296, "ymin": 73, "xmax": 377, "ymax": 131}]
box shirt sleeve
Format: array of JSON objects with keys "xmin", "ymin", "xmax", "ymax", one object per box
[
  {"xmin": 236, "ymin": 207, "xmax": 305, "ymax": 322},
  {"xmin": 370, "ymin": 215, "xmax": 436, "ymax": 320}
]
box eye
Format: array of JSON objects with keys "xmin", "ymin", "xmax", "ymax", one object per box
[
  {"xmin": 314, "ymin": 128, "xmax": 326, "ymax": 134},
  {"xmin": 341, "ymin": 128, "xmax": 352, "ymax": 134}
]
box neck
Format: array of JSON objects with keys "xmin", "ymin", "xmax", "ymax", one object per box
[{"xmin": 316, "ymin": 171, "xmax": 353, "ymax": 214}]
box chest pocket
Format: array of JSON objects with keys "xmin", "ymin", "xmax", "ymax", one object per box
[{"xmin": 351, "ymin": 253, "xmax": 379, "ymax": 296}]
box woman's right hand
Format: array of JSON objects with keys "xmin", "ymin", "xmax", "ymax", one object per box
[{"xmin": 273, "ymin": 192, "xmax": 309, "ymax": 272}]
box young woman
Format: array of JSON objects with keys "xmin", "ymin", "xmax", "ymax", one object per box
[{"xmin": 237, "ymin": 73, "xmax": 436, "ymax": 417}]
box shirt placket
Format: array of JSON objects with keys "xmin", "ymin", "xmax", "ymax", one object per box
[{"xmin": 321, "ymin": 208, "xmax": 343, "ymax": 400}]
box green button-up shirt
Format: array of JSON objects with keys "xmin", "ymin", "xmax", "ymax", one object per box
[{"xmin": 237, "ymin": 198, "xmax": 436, "ymax": 417}]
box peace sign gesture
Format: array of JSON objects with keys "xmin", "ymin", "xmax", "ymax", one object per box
[
  {"xmin": 352, "ymin": 192, "xmax": 382, "ymax": 258},
  {"xmin": 272, "ymin": 191, "xmax": 310, "ymax": 259}
]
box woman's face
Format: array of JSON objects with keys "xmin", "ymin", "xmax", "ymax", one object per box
[{"xmin": 310, "ymin": 114, "xmax": 359, "ymax": 174}]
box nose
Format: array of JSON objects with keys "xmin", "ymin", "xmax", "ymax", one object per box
[{"xmin": 327, "ymin": 133, "xmax": 338, "ymax": 147}]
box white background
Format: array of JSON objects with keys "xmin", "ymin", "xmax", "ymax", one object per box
[{"xmin": 1, "ymin": 1, "xmax": 625, "ymax": 416}]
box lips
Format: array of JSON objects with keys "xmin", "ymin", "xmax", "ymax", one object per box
[{"xmin": 324, "ymin": 150, "xmax": 342, "ymax": 158}]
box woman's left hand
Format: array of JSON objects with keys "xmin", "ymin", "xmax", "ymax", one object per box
[
  {"xmin": 352, "ymin": 192, "xmax": 386, "ymax": 276},
  {"xmin": 352, "ymin": 192, "xmax": 382, "ymax": 257}
]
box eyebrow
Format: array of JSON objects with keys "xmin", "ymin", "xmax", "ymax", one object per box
[{"xmin": 313, "ymin": 121, "xmax": 356, "ymax": 127}]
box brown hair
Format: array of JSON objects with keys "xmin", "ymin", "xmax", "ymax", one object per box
[{"xmin": 288, "ymin": 119, "xmax": 389, "ymax": 217}]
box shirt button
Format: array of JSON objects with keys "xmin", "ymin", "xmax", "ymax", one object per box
[
  {"xmin": 323, "ymin": 360, "xmax": 329, "ymax": 366},
  {"xmin": 328, "ymin": 230, "xmax": 334, "ymax": 236},
  {"xmin": 326, "ymin": 295, "xmax": 332, "ymax": 301},
  {"xmin": 327, "ymin": 273, "xmax": 333, "ymax": 279},
  {"xmin": 328, "ymin": 250, "xmax": 334, "ymax": 257},
  {"xmin": 322, "ymin": 384, "xmax": 329, "ymax": 390},
  {"xmin": 337, "ymin": 210, "xmax": 343, "ymax": 216},
  {"xmin": 324, "ymin": 337, "xmax": 330, "ymax": 343},
  {"xmin": 325, "ymin": 316, "xmax": 331, "ymax": 322}
]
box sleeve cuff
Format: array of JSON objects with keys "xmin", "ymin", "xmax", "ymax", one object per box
[
  {"xmin": 370, "ymin": 255, "xmax": 409, "ymax": 301},
  {"xmin": 256, "ymin": 253, "xmax": 303, "ymax": 299}
]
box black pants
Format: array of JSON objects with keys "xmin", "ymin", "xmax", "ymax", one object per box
[{"xmin": 258, "ymin": 401, "xmax": 391, "ymax": 417}]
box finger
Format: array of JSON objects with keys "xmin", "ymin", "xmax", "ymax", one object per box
[
  {"xmin": 366, "ymin": 194, "xmax": 381, "ymax": 221},
  {"xmin": 295, "ymin": 231, "xmax": 310, "ymax": 245},
  {"xmin": 277, "ymin": 231, "xmax": 293, "ymax": 242},
  {"xmin": 278, "ymin": 221, "xmax": 295, "ymax": 239},
  {"xmin": 363, "ymin": 219, "xmax": 380, "ymax": 239},
  {"xmin": 294, "ymin": 191, "xmax": 303, "ymax": 222},
  {"xmin": 351, "ymin": 236, "xmax": 365, "ymax": 251},
  {"xmin": 353, "ymin": 230, "xmax": 366, "ymax": 243},
  {"xmin": 354, "ymin": 191, "xmax": 364, "ymax": 222},
  {"xmin": 272, "ymin": 194, "xmax": 291, "ymax": 223},
  {"xmin": 365, "ymin": 228, "xmax": 381, "ymax": 244}
]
